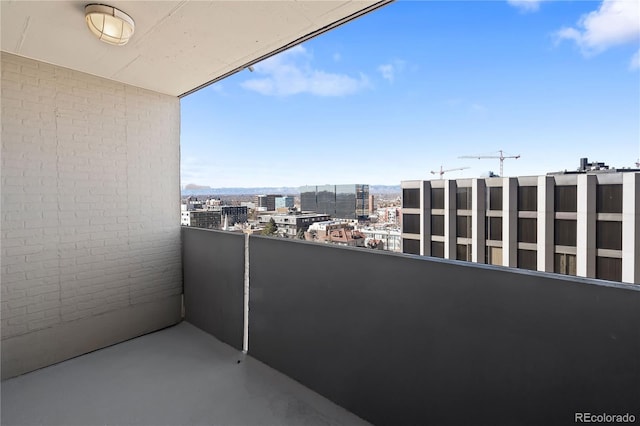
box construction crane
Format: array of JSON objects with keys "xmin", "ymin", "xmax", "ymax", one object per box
[
  {"xmin": 430, "ymin": 165, "xmax": 470, "ymax": 179},
  {"xmin": 459, "ymin": 150, "xmax": 520, "ymax": 177}
]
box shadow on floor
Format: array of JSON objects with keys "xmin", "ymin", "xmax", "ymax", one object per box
[{"xmin": 1, "ymin": 321, "xmax": 368, "ymax": 426}]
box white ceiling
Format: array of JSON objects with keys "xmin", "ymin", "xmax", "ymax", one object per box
[{"xmin": 1, "ymin": 1, "xmax": 391, "ymax": 97}]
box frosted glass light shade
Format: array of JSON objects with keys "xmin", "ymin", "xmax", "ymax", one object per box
[{"xmin": 85, "ymin": 4, "xmax": 135, "ymax": 46}]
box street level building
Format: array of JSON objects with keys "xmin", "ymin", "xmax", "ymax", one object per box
[
  {"xmin": 257, "ymin": 212, "xmax": 331, "ymax": 238},
  {"xmin": 401, "ymin": 163, "xmax": 640, "ymax": 284},
  {"xmin": 181, "ymin": 210, "xmax": 221, "ymax": 229},
  {"xmin": 377, "ymin": 207, "xmax": 401, "ymax": 225},
  {"xmin": 305, "ymin": 220, "xmax": 365, "ymax": 247},
  {"xmin": 219, "ymin": 206, "xmax": 248, "ymax": 226},
  {"xmin": 182, "ymin": 206, "xmax": 247, "ymax": 229},
  {"xmin": 181, "ymin": 199, "xmax": 203, "ymax": 211},
  {"xmin": 357, "ymin": 227, "xmax": 402, "ymax": 252}
]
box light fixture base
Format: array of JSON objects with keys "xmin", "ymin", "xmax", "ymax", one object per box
[{"xmin": 85, "ymin": 4, "xmax": 135, "ymax": 46}]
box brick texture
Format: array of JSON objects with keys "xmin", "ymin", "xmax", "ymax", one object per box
[{"xmin": 1, "ymin": 53, "xmax": 182, "ymax": 341}]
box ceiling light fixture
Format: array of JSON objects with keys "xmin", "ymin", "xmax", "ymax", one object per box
[{"xmin": 85, "ymin": 4, "xmax": 135, "ymax": 46}]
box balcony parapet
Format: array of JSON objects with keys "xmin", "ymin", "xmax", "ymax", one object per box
[{"xmin": 182, "ymin": 227, "xmax": 640, "ymax": 426}]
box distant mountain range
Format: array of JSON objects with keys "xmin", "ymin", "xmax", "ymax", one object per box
[
  {"xmin": 183, "ymin": 183, "xmax": 212, "ymax": 190},
  {"xmin": 181, "ymin": 185, "xmax": 401, "ymax": 196}
]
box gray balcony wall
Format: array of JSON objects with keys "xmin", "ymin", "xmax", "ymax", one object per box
[
  {"xmin": 182, "ymin": 228, "xmax": 244, "ymax": 350},
  {"xmin": 248, "ymin": 235, "xmax": 640, "ymax": 426},
  {"xmin": 1, "ymin": 53, "xmax": 182, "ymax": 379}
]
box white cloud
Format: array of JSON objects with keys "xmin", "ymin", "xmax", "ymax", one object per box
[
  {"xmin": 631, "ymin": 48, "xmax": 640, "ymax": 70},
  {"xmin": 377, "ymin": 59, "xmax": 407, "ymax": 83},
  {"xmin": 507, "ymin": 0, "xmax": 543, "ymax": 13},
  {"xmin": 445, "ymin": 98, "xmax": 489, "ymax": 114},
  {"xmin": 555, "ymin": 0, "xmax": 640, "ymax": 55},
  {"xmin": 241, "ymin": 45, "xmax": 369, "ymax": 97},
  {"xmin": 378, "ymin": 64, "xmax": 394, "ymax": 82},
  {"xmin": 471, "ymin": 103, "xmax": 488, "ymax": 113},
  {"xmin": 181, "ymin": 156, "xmax": 214, "ymax": 187}
]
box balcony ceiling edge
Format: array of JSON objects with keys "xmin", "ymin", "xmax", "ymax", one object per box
[{"xmin": 0, "ymin": 0, "xmax": 393, "ymax": 97}]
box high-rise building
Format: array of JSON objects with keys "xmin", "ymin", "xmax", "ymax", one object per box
[
  {"xmin": 275, "ymin": 196, "xmax": 294, "ymax": 209},
  {"xmin": 300, "ymin": 184, "xmax": 370, "ymax": 219},
  {"xmin": 255, "ymin": 194, "xmax": 281, "ymax": 211},
  {"xmin": 401, "ymin": 166, "xmax": 640, "ymax": 284}
]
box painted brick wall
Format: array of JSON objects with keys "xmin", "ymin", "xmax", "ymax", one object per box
[{"xmin": 1, "ymin": 52, "xmax": 182, "ymax": 378}]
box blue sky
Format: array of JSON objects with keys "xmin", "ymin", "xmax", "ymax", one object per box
[{"xmin": 180, "ymin": 0, "xmax": 640, "ymax": 188}]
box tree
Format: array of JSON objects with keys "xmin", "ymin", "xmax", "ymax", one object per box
[
  {"xmin": 262, "ymin": 218, "xmax": 278, "ymax": 236},
  {"xmin": 296, "ymin": 228, "xmax": 305, "ymax": 240}
]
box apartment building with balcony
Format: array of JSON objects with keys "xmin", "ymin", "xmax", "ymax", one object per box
[
  {"xmin": 2, "ymin": 2, "xmax": 639, "ymax": 425},
  {"xmin": 401, "ymin": 166, "xmax": 640, "ymax": 284}
]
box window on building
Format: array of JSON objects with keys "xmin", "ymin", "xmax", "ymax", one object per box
[
  {"xmin": 518, "ymin": 249, "xmax": 537, "ymax": 270},
  {"xmin": 555, "ymin": 253, "xmax": 577, "ymax": 276},
  {"xmin": 456, "ymin": 244, "xmax": 472, "ymax": 261},
  {"xmin": 596, "ymin": 256, "xmax": 622, "ymax": 282},
  {"xmin": 403, "ymin": 239, "xmax": 420, "ymax": 255},
  {"xmin": 488, "ymin": 187, "xmax": 503, "ymax": 211},
  {"xmin": 518, "ymin": 218, "xmax": 537, "ymax": 243},
  {"xmin": 456, "ymin": 216, "xmax": 471, "ymax": 238},
  {"xmin": 555, "ymin": 219, "xmax": 577, "ymax": 246},
  {"xmin": 431, "ymin": 215, "xmax": 445, "ymax": 236},
  {"xmin": 456, "ymin": 187, "xmax": 471, "ymax": 210},
  {"xmin": 486, "ymin": 246, "xmax": 503, "ymax": 266},
  {"xmin": 518, "ymin": 186, "xmax": 537, "ymax": 211},
  {"xmin": 403, "ymin": 214, "xmax": 420, "ymax": 234},
  {"xmin": 596, "ymin": 184, "xmax": 622, "ymax": 213},
  {"xmin": 431, "ymin": 188, "xmax": 444, "ymax": 210},
  {"xmin": 555, "ymin": 185, "xmax": 577, "ymax": 212},
  {"xmin": 431, "ymin": 241, "xmax": 445, "ymax": 258},
  {"xmin": 487, "ymin": 216, "xmax": 503, "ymax": 241},
  {"xmin": 596, "ymin": 221, "xmax": 622, "ymax": 250},
  {"xmin": 403, "ymin": 188, "xmax": 420, "ymax": 209}
]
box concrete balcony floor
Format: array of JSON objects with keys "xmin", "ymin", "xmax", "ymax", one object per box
[{"xmin": 1, "ymin": 322, "xmax": 368, "ymax": 426}]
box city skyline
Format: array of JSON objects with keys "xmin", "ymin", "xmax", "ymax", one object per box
[{"xmin": 180, "ymin": 0, "xmax": 640, "ymax": 188}]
